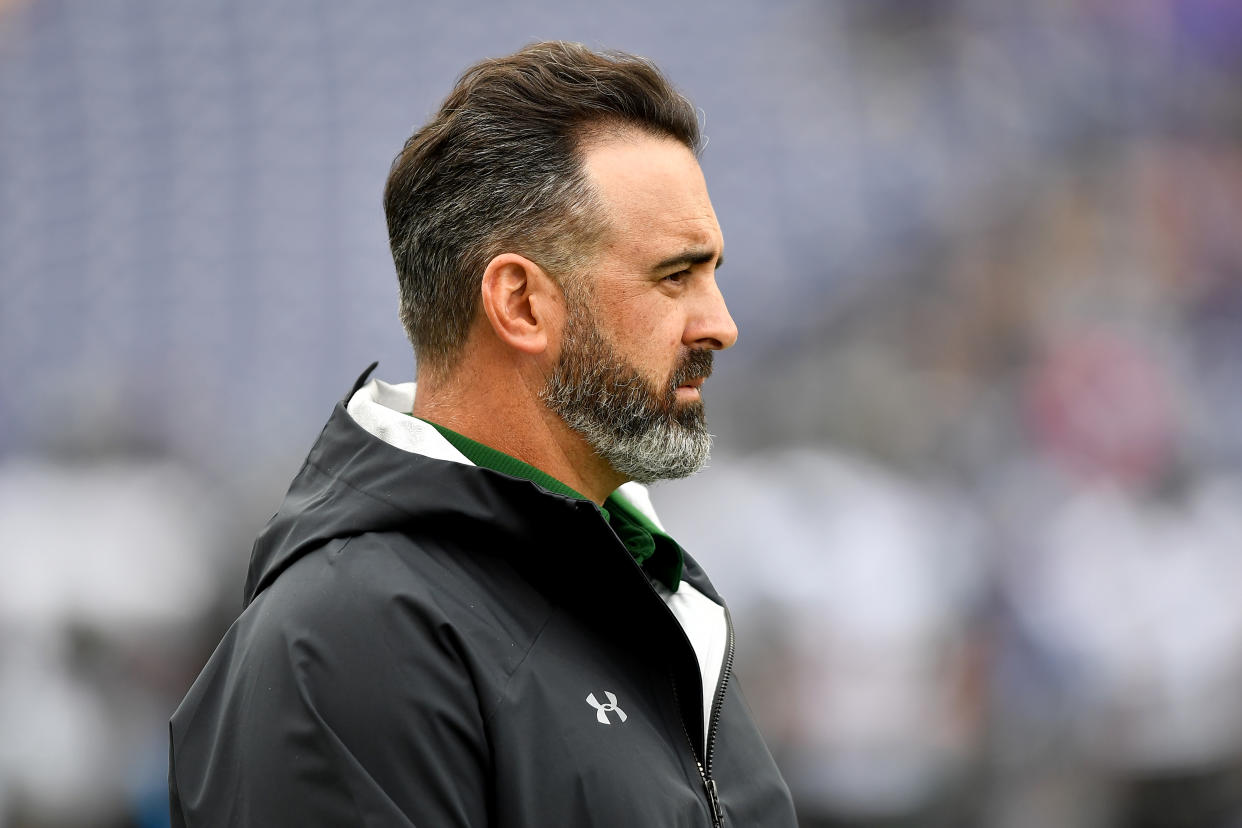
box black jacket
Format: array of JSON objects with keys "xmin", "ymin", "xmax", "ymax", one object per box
[{"xmin": 169, "ymin": 370, "xmax": 797, "ymax": 827}]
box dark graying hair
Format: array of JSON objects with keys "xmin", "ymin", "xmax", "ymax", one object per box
[{"xmin": 383, "ymin": 41, "xmax": 702, "ymax": 377}]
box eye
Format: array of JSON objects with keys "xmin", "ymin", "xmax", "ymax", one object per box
[{"xmin": 663, "ymin": 269, "xmax": 690, "ymax": 284}]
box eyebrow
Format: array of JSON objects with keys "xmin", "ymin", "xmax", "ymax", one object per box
[{"xmin": 652, "ymin": 248, "xmax": 724, "ymax": 273}]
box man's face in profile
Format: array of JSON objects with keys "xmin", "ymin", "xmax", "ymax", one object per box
[{"xmin": 541, "ymin": 132, "xmax": 737, "ymax": 484}]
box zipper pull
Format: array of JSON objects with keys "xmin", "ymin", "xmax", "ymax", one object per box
[{"xmin": 705, "ymin": 777, "xmax": 725, "ymax": 826}]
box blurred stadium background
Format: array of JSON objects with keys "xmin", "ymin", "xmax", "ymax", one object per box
[{"xmin": 3, "ymin": 0, "xmax": 1242, "ymax": 825}]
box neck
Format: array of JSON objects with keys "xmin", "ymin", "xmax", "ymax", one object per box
[{"xmin": 412, "ymin": 349, "xmax": 625, "ymax": 506}]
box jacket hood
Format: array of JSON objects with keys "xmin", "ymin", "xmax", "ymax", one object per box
[{"xmin": 243, "ymin": 364, "xmax": 691, "ymax": 607}]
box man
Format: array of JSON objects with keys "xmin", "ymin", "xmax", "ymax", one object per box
[{"xmin": 169, "ymin": 41, "xmax": 797, "ymax": 827}]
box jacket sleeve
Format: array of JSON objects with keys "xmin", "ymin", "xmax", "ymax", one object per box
[{"xmin": 170, "ymin": 542, "xmax": 493, "ymax": 827}]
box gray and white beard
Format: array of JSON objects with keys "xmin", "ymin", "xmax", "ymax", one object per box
[{"xmin": 541, "ymin": 305, "xmax": 715, "ymax": 485}]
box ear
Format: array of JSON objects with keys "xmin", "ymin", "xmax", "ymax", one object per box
[{"xmin": 479, "ymin": 253, "xmax": 561, "ymax": 356}]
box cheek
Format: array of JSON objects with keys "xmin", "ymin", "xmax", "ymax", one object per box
[
  {"xmin": 632, "ymin": 317, "xmax": 682, "ymax": 362},
  {"xmin": 599, "ymin": 296, "xmax": 685, "ymax": 365},
  {"xmin": 630, "ymin": 305, "xmax": 683, "ymax": 347}
]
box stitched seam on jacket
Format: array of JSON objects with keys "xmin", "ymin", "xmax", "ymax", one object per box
[{"xmin": 483, "ymin": 609, "xmax": 556, "ymax": 727}]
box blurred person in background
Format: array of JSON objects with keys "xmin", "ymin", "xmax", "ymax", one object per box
[
  {"xmin": 0, "ymin": 434, "xmax": 232, "ymax": 828},
  {"xmin": 168, "ymin": 42, "xmax": 796, "ymax": 827},
  {"xmin": 988, "ymin": 327, "xmax": 1242, "ymax": 828}
]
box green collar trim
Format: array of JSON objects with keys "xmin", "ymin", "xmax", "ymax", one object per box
[
  {"xmin": 422, "ymin": 420, "xmax": 587, "ymax": 502},
  {"xmin": 418, "ymin": 418, "xmax": 683, "ymax": 590}
]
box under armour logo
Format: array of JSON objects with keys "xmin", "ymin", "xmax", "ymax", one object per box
[{"xmin": 586, "ymin": 691, "xmax": 627, "ymax": 725}]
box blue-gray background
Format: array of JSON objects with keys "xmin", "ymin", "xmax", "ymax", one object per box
[{"xmin": 3, "ymin": 1, "xmax": 1242, "ymax": 826}]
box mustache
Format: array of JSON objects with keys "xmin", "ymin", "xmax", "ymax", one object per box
[{"xmin": 671, "ymin": 349, "xmax": 714, "ymax": 388}]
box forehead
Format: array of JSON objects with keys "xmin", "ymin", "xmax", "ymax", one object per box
[{"xmin": 580, "ymin": 133, "xmax": 722, "ymax": 264}]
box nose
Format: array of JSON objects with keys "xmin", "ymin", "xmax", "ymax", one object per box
[{"xmin": 684, "ymin": 276, "xmax": 738, "ymax": 351}]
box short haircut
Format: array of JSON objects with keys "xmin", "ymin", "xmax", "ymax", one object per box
[{"xmin": 383, "ymin": 41, "xmax": 702, "ymax": 377}]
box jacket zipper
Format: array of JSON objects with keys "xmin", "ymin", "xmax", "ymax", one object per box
[
  {"xmin": 672, "ymin": 606, "xmax": 735, "ymax": 827},
  {"xmin": 600, "ymin": 509, "xmax": 736, "ymax": 826}
]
